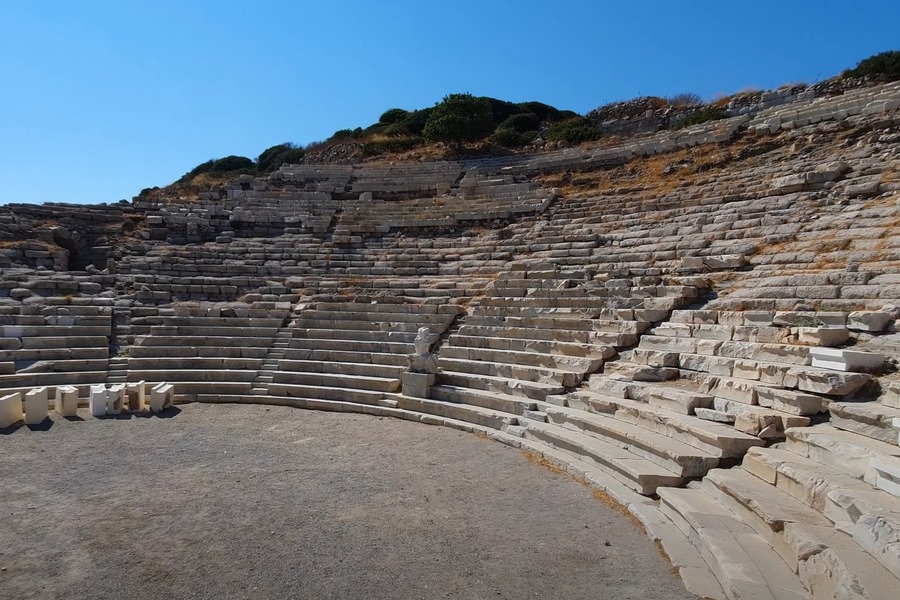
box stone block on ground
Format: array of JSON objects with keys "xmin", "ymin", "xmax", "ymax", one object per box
[
  {"xmin": 24, "ymin": 387, "xmax": 49, "ymax": 425},
  {"xmin": 402, "ymin": 372, "xmax": 435, "ymax": 398},
  {"xmin": 89, "ymin": 384, "xmax": 107, "ymax": 417},
  {"xmin": 55, "ymin": 385, "xmax": 79, "ymax": 417},
  {"xmin": 809, "ymin": 348, "xmax": 885, "ymax": 373},
  {"xmin": 149, "ymin": 382, "xmax": 174, "ymax": 413},
  {"xmin": 0, "ymin": 392, "xmax": 24, "ymax": 428}
]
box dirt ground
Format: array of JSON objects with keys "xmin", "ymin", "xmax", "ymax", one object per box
[{"xmin": 0, "ymin": 403, "xmax": 696, "ymax": 600}]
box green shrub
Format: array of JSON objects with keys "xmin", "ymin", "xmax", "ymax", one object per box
[
  {"xmin": 379, "ymin": 108, "xmax": 409, "ymax": 124},
  {"xmin": 668, "ymin": 92, "xmax": 703, "ymax": 107},
  {"xmin": 844, "ymin": 50, "xmax": 900, "ymax": 80},
  {"xmin": 545, "ymin": 117, "xmax": 602, "ymax": 144},
  {"xmin": 422, "ymin": 93, "xmax": 495, "ymax": 148},
  {"xmin": 515, "ymin": 101, "xmax": 566, "ymax": 122},
  {"xmin": 498, "ymin": 112, "xmax": 541, "ymax": 134},
  {"xmin": 490, "ymin": 129, "xmax": 536, "ymax": 148},
  {"xmin": 257, "ymin": 143, "xmax": 305, "ymax": 173},
  {"xmin": 330, "ymin": 128, "xmax": 356, "ymax": 140},
  {"xmin": 673, "ymin": 106, "xmax": 729, "ymax": 129},
  {"xmin": 180, "ymin": 155, "xmax": 255, "ymax": 182}
]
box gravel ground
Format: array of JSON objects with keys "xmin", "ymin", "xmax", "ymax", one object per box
[{"xmin": 0, "ymin": 403, "xmax": 695, "ymax": 600}]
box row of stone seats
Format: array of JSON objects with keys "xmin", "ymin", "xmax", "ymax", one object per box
[
  {"xmin": 585, "ymin": 307, "xmax": 891, "ymax": 438},
  {"xmin": 390, "ymin": 266, "xmax": 713, "ymax": 497},
  {"xmin": 0, "ymin": 304, "xmax": 111, "ymax": 395},
  {"xmin": 649, "ymin": 413, "xmax": 900, "ymax": 600},
  {"xmin": 125, "ymin": 304, "xmax": 292, "ymax": 400},
  {"xmin": 197, "ymin": 298, "xmax": 464, "ymax": 410},
  {"xmin": 271, "ymin": 162, "xmax": 464, "ymax": 195},
  {"xmin": 332, "ymin": 186, "xmax": 551, "ymax": 236},
  {"xmin": 748, "ymin": 79, "xmax": 900, "ymax": 134}
]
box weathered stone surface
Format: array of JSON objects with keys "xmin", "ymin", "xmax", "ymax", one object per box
[
  {"xmin": 788, "ymin": 368, "xmax": 871, "ymax": 395},
  {"xmin": 847, "ymin": 311, "xmax": 894, "ymax": 332}
]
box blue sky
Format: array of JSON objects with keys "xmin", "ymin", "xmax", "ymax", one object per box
[{"xmin": 1, "ymin": 0, "xmax": 897, "ymax": 205}]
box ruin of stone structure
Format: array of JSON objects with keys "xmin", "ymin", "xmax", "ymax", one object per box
[{"xmin": 1, "ymin": 78, "xmax": 900, "ymax": 600}]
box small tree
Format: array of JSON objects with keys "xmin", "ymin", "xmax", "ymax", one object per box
[{"xmin": 422, "ymin": 93, "xmax": 495, "ymax": 149}]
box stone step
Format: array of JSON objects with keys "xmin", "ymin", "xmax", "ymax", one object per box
[
  {"xmin": 429, "ymin": 385, "xmax": 538, "ymax": 415},
  {"xmin": 312, "ymin": 302, "xmax": 463, "ymax": 315},
  {"xmin": 437, "ymin": 357, "xmax": 583, "ymax": 387},
  {"xmin": 267, "ymin": 382, "xmax": 385, "ymax": 404},
  {"xmin": 282, "ymin": 348, "xmax": 409, "ymax": 366},
  {"xmin": 127, "ymin": 357, "xmax": 265, "ymax": 371},
  {"xmin": 784, "ymin": 425, "xmax": 900, "ymax": 481},
  {"xmin": 445, "ymin": 334, "xmax": 614, "ymax": 359},
  {"xmin": 0, "ymin": 325, "xmax": 112, "ymax": 337},
  {"xmin": 292, "ymin": 319, "xmax": 448, "ymax": 334},
  {"xmin": 602, "ymin": 378, "xmax": 715, "ymax": 415},
  {"xmin": 288, "ymin": 337, "xmax": 414, "ymax": 353},
  {"xmin": 129, "ymin": 345, "xmax": 270, "ymax": 359},
  {"xmin": 0, "ymin": 348, "xmax": 110, "ymax": 362},
  {"xmin": 626, "ymin": 503, "xmax": 727, "ymax": 600},
  {"xmin": 457, "ymin": 324, "xmax": 635, "ymax": 345},
  {"xmin": 298, "ymin": 309, "xmax": 455, "ymax": 324},
  {"xmin": 829, "ymin": 402, "xmax": 900, "ymax": 445},
  {"xmin": 135, "ymin": 336, "xmax": 275, "ymax": 348},
  {"xmin": 566, "ymin": 391, "xmax": 765, "ymax": 459},
  {"xmin": 465, "ymin": 314, "xmax": 648, "ymax": 334},
  {"xmin": 522, "ymin": 419, "xmax": 683, "ymax": 495},
  {"xmin": 125, "ymin": 369, "xmax": 258, "ymax": 383},
  {"xmin": 20, "ymin": 335, "xmax": 110, "ymax": 349},
  {"xmin": 272, "ymin": 370, "xmax": 400, "ymax": 393},
  {"xmin": 656, "ymin": 486, "xmax": 811, "ymax": 600},
  {"xmin": 291, "ymin": 328, "xmax": 426, "ymax": 344},
  {"xmin": 440, "ymin": 345, "xmax": 603, "ymax": 372},
  {"xmin": 396, "ymin": 396, "xmax": 518, "ymax": 431},
  {"xmin": 541, "ymin": 404, "xmax": 719, "ymax": 477},
  {"xmin": 701, "ymin": 467, "xmax": 898, "ymax": 599},
  {"xmin": 437, "ymin": 371, "xmax": 564, "ymax": 401},
  {"xmin": 148, "ymin": 325, "xmax": 280, "ymax": 338},
  {"xmin": 276, "ymin": 359, "xmax": 406, "ymax": 379}
]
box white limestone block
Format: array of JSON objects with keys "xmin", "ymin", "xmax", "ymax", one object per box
[
  {"xmin": 870, "ymin": 455, "xmax": 900, "ymax": 498},
  {"xmin": 793, "ymin": 327, "xmax": 849, "ymax": 347},
  {"xmin": 55, "ymin": 385, "xmax": 79, "ymax": 417},
  {"xmin": 90, "ymin": 384, "xmax": 108, "ymax": 417},
  {"xmin": 0, "ymin": 392, "xmax": 23, "ymax": 428},
  {"xmin": 847, "ymin": 311, "xmax": 893, "ymax": 332},
  {"xmin": 106, "ymin": 384, "xmax": 125, "ymax": 415},
  {"xmin": 809, "ymin": 347, "xmax": 885, "ymax": 372},
  {"xmin": 149, "ymin": 383, "xmax": 174, "ymax": 413},
  {"xmin": 126, "ymin": 381, "xmax": 146, "ymax": 411},
  {"xmin": 894, "ymin": 418, "xmax": 900, "ymax": 446},
  {"xmin": 24, "ymin": 387, "xmax": 49, "ymax": 425}
]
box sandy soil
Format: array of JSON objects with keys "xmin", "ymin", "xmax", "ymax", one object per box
[{"xmin": 0, "ymin": 403, "xmax": 695, "ymax": 600}]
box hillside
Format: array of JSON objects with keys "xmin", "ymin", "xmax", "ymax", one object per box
[{"xmin": 1, "ymin": 53, "xmax": 900, "ymax": 600}]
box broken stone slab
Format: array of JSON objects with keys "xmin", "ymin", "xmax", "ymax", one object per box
[
  {"xmin": 883, "ymin": 382, "xmax": 900, "ymax": 409},
  {"xmin": 793, "ymin": 326, "xmax": 850, "ymax": 347},
  {"xmin": 787, "ymin": 367, "xmax": 871, "ymax": 395},
  {"xmin": 809, "ymin": 348, "xmax": 885, "ymax": 373},
  {"xmin": 694, "ymin": 407, "xmax": 736, "ymax": 424},
  {"xmin": 24, "ymin": 387, "xmax": 49, "ymax": 425},
  {"xmin": 756, "ymin": 387, "xmax": 825, "ymax": 416},
  {"xmin": 631, "ymin": 349, "xmax": 680, "ymax": 368},
  {"xmin": 847, "ymin": 311, "xmax": 894, "ymax": 332},
  {"xmin": 870, "ymin": 455, "xmax": 900, "ymax": 498},
  {"xmin": 55, "ymin": 385, "xmax": 79, "ymax": 417},
  {"xmin": 0, "ymin": 392, "xmax": 23, "ymax": 428},
  {"xmin": 830, "ymin": 402, "xmax": 900, "ymax": 444}
]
